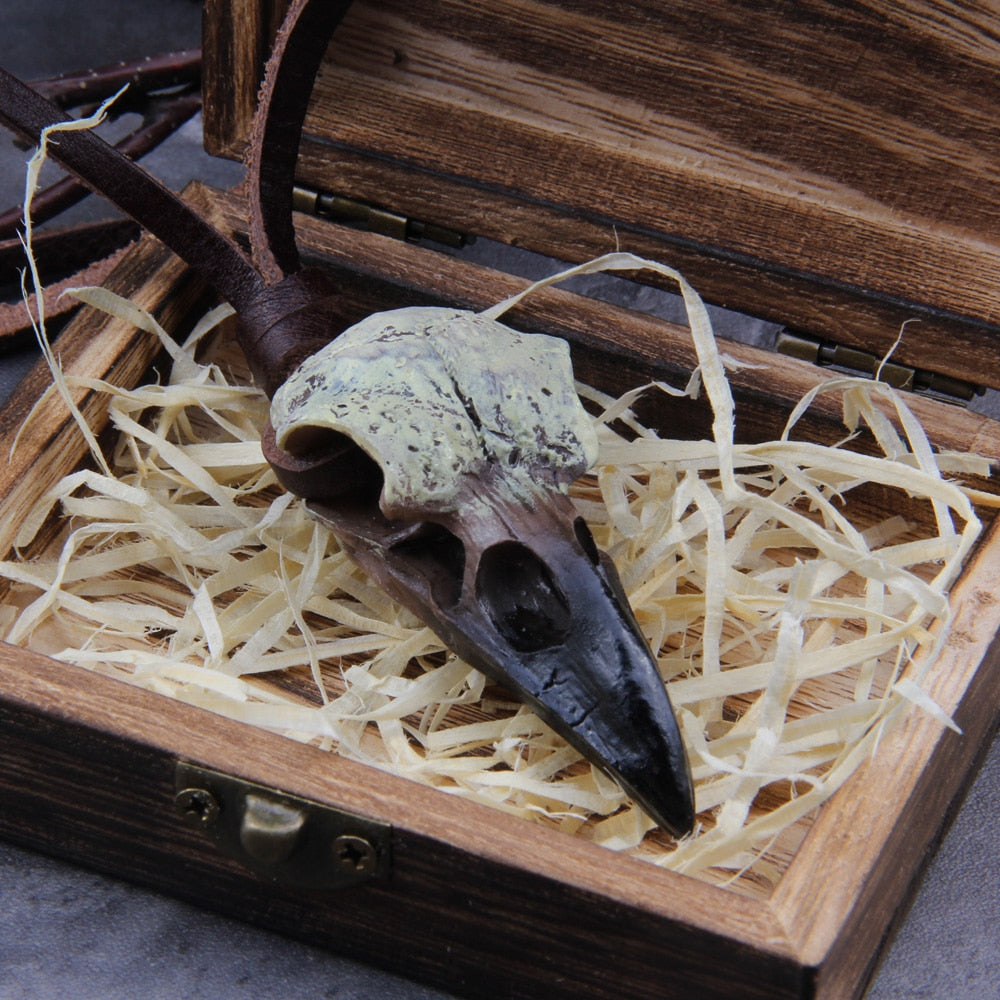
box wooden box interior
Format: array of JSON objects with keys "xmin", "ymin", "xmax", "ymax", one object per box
[
  {"xmin": 0, "ymin": 185, "xmax": 997, "ymax": 1000},
  {"xmin": 2, "ymin": 1, "xmax": 1000, "ymax": 997}
]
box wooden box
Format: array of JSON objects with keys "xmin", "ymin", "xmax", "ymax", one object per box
[{"xmin": 2, "ymin": 3, "xmax": 999, "ymax": 998}]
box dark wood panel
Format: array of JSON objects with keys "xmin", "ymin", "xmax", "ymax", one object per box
[
  {"xmin": 302, "ymin": 150, "xmax": 1000, "ymax": 394},
  {"xmin": 0, "ymin": 242, "xmax": 207, "ymax": 556},
  {"xmin": 262, "ymin": 199, "xmax": 1000, "ymax": 466},
  {"xmin": 778, "ymin": 514, "xmax": 1000, "ymax": 999},
  {"xmin": 361, "ymin": 0, "xmax": 1000, "ymax": 237},
  {"xmin": 303, "ymin": 2, "xmax": 1000, "ymax": 315},
  {"xmin": 0, "ymin": 640, "xmax": 797, "ymax": 1000},
  {"xmin": 202, "ymin": 0, "xmax": 289, "ymax": 154}
]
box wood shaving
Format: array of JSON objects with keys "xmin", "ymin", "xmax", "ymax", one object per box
[{"xmin": 1, "ymin": 249, "xmax": 992, "ymax": 897}]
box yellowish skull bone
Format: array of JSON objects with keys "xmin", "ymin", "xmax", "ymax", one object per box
[{"xmin": 270, "ymin": 307, "xmax": 600, "ymax": 519}]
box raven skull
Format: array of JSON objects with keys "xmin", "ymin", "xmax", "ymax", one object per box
[{"xmin": 265, "ymin": 305, "xmax": 694, "ymax": 837}]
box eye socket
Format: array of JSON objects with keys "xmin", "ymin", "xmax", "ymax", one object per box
[
  {"xmin": 476, "ymin": 541, "xmax": 571, "ymax": 653},
  {"xmin": 389, "ymin": 523, "xmax": 465, "ymax": 609}
]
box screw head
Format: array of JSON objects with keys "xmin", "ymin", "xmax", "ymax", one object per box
[
  {"xmin": 332, "ymin": 833, "xmax": 377, "ymax": 874},
  {"xmin": 175, "ymin": 787, "xmax": 221, "ymax": 827}
]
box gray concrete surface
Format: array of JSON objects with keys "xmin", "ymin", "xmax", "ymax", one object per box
[{"xmin": 0, "ymin": 3, "xmax": 997, "ymax": 998}]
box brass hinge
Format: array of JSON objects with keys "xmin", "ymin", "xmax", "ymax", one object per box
[
  {"xmin": 292, "ymin": 185, "xmax": 472, "ymax": 249},
  {"xmin": 174, "ymin": 762, "xmax": 391, "ymax": 890},
  {"xmin": 776, "ymin": 331, "xmax": 984, "ymax": 405}
]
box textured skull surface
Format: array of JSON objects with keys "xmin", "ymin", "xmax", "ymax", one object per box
[{"xmin": 271, "ymin": 306, "xmax": 599, "ymax": 516}]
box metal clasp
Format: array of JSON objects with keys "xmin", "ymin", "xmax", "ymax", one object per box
[{"xmin": 174, "ymin": 762, "xmax": 390, "ymax": 890}]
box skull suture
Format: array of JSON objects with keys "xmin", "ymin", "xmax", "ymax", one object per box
[{"xmin": 267, "ymin": 306, "xmax": 695, "ymax": 837}]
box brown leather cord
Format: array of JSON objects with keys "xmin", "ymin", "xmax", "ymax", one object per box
[
  {"xmin": 0, "ymin": 51, "xmax": 202, "ymax": 242},
  {"xmin": 30, "ymin": 49, "xmax": 202, "ymax": 108},
  {"xmin": 0, "ymin": 89, "xmax": 200, "ymax": 241},
  {"xmin": 0, "ymin": 65, "xmax": 263, "ymax": 314},
  {"xmin": 0, "ymin": 52, "xmax": 200, "ymax": 349},
  {"xmin": 0, "ymin": 2, "xmax": 354, "ymax": 395},
  {"xmin": 246, "ymin": 0, "xmax": 354, "ymax": 284},
  {"xmin": 0, "ymin": 218, "xmax": 140, "ymax": 296},
  {"xmin": 0, "ymin": 1, "xmax": 697, "ymax": 834},
  {"xmin": 244, "ymin": 4, "xmax": 694, "ymax": 838},
  {"xmin": 0, "ymin": 223, "xmax": 136, "ymax": 350}
]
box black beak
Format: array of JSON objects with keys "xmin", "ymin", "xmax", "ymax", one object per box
[{"xmin": 274, "ymin": 439, "xmax": 695, "ymax": 839}]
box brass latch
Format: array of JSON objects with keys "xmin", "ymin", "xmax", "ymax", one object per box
[
  {"xmin": 174, "ymin": 762, "xmax": 391, "ymax": 890},
  {"xmin": 776, "ymin": 331, "xmax": 983, "ymax": 404},
  {"xmin": 292, "ymin": 185, "xmax": 471, "ymax": 249}
]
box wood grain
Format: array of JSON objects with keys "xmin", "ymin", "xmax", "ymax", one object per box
[
  {"xmin": 0, "ymin": 644, "xmax": 796, "ymax": 1000},
  {"xmin": 202, "ymin": 0, "xmax": 288, "ymax": 156},
  {"xmin": 775, "ymin": 514, "xmax": 1000, "ymax": 997},
  {"xmin": 203, "ymin": 0, "xmax": 1000, "ymax": 390},
  {"xmin": 0, "ymin": 239, "xmax": 208, "ymax": 556},
  {"xmin": 214, "ymin": 189, "xmax": 1000, "ymax": 467}
]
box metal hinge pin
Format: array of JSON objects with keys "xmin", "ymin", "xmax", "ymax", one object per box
[
  {"xmin": 776, "ymin": 331, "xmax": 983, "ymax": 404},
  {"xmin": 292, "ymin": 185, "xmax": 471, "ymax": 249}
]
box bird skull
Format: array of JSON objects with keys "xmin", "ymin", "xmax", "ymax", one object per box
[{"xmin": 264, "ymin": 305, "xmax": 694, "ymax": 837}]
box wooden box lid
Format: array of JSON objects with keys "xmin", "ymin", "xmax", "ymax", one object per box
[{"xmin": 203, "ymin": 0, "xmax": 1000, "ymax": 395}]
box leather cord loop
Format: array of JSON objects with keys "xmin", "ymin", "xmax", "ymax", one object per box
[
  {"xmin": 0, "ymin": 64, "xmax": 263, "ymax": 313},
  {"xmin": 247, "ymin": 0, "xmax": 355, "ymax": 285}
]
